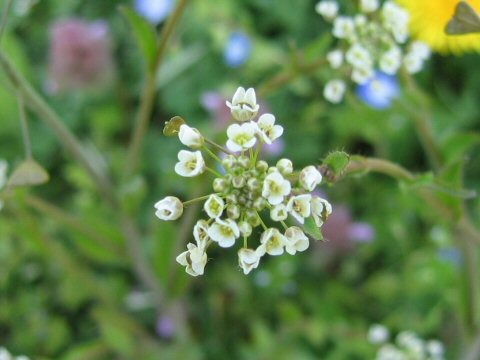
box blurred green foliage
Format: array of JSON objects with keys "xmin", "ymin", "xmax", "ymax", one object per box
[{"xmin": 0, "ymin": 0, "xmax": 479, "ymax": 359}]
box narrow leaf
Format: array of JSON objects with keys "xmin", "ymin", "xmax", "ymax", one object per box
[{"xmin": 303, "ymin": 216, "xmax": 324, "ymax": 241}]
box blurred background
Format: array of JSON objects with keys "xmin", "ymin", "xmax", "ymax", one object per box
[{"xmin": 0, "ymin": 0, "xmax": 479, "ymax": 359}]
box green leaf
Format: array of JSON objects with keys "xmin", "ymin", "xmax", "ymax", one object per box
[
  {"xmin": 441, "ymin": 132, "xmax": 480, "ymax": 165},
  {"xmin": 94, "ymin": 308, "xmax": 136, "ymax": 356},
  {"xmin": 303, "ymin": 216, "xmax": 324, "ymax": 241},
  {"xmin": 163, "ymin": 116, "xmax": 186, "ymax": 136},
  {"xmin": 118, "ymin": 6, "xmax": 157, "ymax": 68}
]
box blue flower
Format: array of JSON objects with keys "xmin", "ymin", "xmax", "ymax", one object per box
[
  {"xmin": 356, "ymin": 72, "xmax": 400, "ymax": 109},
  {"xmin": 135, "ymin": 0, "xmax": 174, "ymax": 25},
  {"xmin": 224, "ymin": 32, "xmax": 252, "ymax": 68}
]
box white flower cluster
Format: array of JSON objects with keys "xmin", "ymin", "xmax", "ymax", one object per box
[
  {"xmin": 316, "ymin": 0, "xmax": 431, "ymax": 103},
  {"xmin": 368, "ymin": 325, "xmax": 445, "ymax": 360},
  {"xmin": 154, "ymin": 87, "xmax": 332, "ymax": 276},
  {"xmin": 0, "ymin": 347, "xmax": 30, "ymax": 360},
  {"xmin": 0, "ymin": 160, "xmax": 8, "ymax": 211}
]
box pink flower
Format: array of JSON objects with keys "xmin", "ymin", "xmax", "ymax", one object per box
[{"xmin": 48, "ymin": 19, "xmax": 113, "ymax": 92}]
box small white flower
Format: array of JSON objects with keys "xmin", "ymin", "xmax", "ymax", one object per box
[
  {"xmin": 354, "ymin": 14, "xmax": 367, "ymax": 27},
  {"xmin": 208, "ymin": 218, "xmax": 240, "ymax": 248},
  {"xmin": 176, "ymin": 243, "xmax": 207, "ymax": 276},
  {"xmin": 410, "ymin": 41, "xmax": 431, "ymax": 60},
  {"xmin": 311, "ymin": 197, "xmax": 332, "ymax": 227},
  {"xmin": 178, "ymin": 124, "xmax": 204, "ymax": 149},
  {"xmin": 327, "ymin": 49, "xmax": 343, "ymax": 69},
  {"xmin": 270, "ymin": 203, "xmax": 288, "ymax": 221},
  {"xmin": 426, "ymin": 340, "xmax": 444, "ymax": 357},
  {"xmin": 396, "ymin": 331, "xmax": 425, "ymax": 355},
  {"xmin": 276, "ymin": 158, "xmax": 293, "ymax": 175},
  {"xmin": 379, "ymin": 46, "xmax": 402, "ymax": 75},
  {"xmin": 299, "ymin": 165, "xmax": 322, "ymax": 191},
  {"xmin": 226, "ymin": 122, "xmax": 257, "ymax": 152},
  {"xmin": 262, "ymin": 171, "xmax": 291, "ymax": 205},
  {"xmin": 284, "ymin": 226, "xmax": 309, "ymax": 255},
  {"xmin": 332, "ymin": 16, "xmax": 355, "ymax": 39},
  {"xmin": 154, "ymin": 196, "xmax": 183, "ymax": 220},
  {"xmin": 323, "ymin": 79, "xmax": 346, "ymax": 103},
  {"xmin": 174, "ymin": 150, "xmax": 205, "ymax": 177},
  {"xmin": 256, "ymin": 113, "xmax": 283, "ymax": 144},
  {"xmin": 382, "ymin": 1, "xmax": 410, "ymax": 43},
  {"xmin": 259, "ymin": 228, "xmax": 286, "ymax": 256},
  {"xmin": 351, "ymin": 66, "xmax": 374, "ymax": 84},
  {"xmin": 193, "ymin": 219, "xmax": 210, "ymax": 247},
  {"xmin": 360, "ymin": 0, "xmax": 379, "ymax": 13},
  {"xmin": 368, "ymin": 324, "xmax": 390, "ymax": 344},
  {"xmin": 238, "ymin": 248, "xmax": 262, "ymax": 274},
  {"xmin": 403, "ymin": 53, "xmax": 425, "ymax": 74},
  {"xmin": 376, "ymin": 344, "xmax": 404, "ymax": 360},
  {"xmin": 286, "ymin": 194, "xmax": 312, "ymax": 224},
  {"xmin": 226, "ymin": 87, "xmax": 259, "ymax": 122},
  {"xmin": 204, "ymin": 194, "xmax": 225, "ymax": 219},
  {"xmin": 315, "ymin": 0, "xmax": 339, "ymax": 21},
  {"xmin": 346, "ymin": 44, "xmax": 372, "ymax": 69}
]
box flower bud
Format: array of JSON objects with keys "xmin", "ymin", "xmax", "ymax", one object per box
[
  {"xmin": 227, "ymin": 204, "xmax": 241, "ymax": 219},
  {"xmin": 204, "ymin": 194, "xmax": 225, "ymax": 219},
  {"xmin": 237, "ymin": 155, "xmax": 251, "ymax": 169},
  {"xmin": 256, "ymin": 160, "xmax": 268, "ymax": 173},
  {"xmin": 225, "ymin": 193, "xmax": 238, "ymax": 204},
  {"xmin": 238, "ymin": 221, "xmax": 252, "ymax": 237},
  {"xmin": 178, "ymin": 124, "xmax": 204, "ymax": 149},
  {"xmin": 253, "ymin": 197, "xmax": 267, "ymax": 211},
  {"xmin": 232, "ymin": 175, "xmax": 246, "ymax": 188},
  {"xmin": 267, "ymin": 166, "xmax": 279, "ymax": 174},
  {"xmin": 245, "ymin": 209, "xmax": 260, "ymax": 227},
  {"xmin": 222, "ymin": 155, "xmax": 236, "ymax": 169},
  {"xmin": 154, "ymin": 196, "xmax": 183, "ymax": 220},
  {"xmin": 213, "ymin": 178, "xmax": 228, "ymax": 192},
  {"xmin": 299, "ymin": 165, "xmax": 322, "ymax": 191},
  {"xmin": 247, "ymin": 177, "xmax": 260, "ymax": 191},
  {"xmin": 276, "ymin": 158, "xmax": 293, "ymax": 175}
]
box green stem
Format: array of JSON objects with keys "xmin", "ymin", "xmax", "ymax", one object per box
[
  {"xmin": 205, "ymin": 138, "xmax": 235, "ymax": 155},
  {"xmin": 205, "ymin": 166, "xmax": 223, "ymax": 178},
  {"xmin": 182, "ymin": 194, "xmax": 212, "ymax": 207},
  {"xmin": 258, "ymin": 57, "xmax": 327, "ymax": 97},
  {"xmin": 343, "ymin": 156, "xmax": 416, "ymax": 182},
  {"xmin": 0, "ymin": 0, "xmax": 13, "ymax": 44},
  {"xmin": 126, "ymin": 0, "xmax": 190, "ymax": 174},
  {"xmin": 202, "ymin": 144, "xmax": 222, "ymax": 164},
  {"xmin": 17, "ymin": 95, "xmax": 32, "ymax": 159}
]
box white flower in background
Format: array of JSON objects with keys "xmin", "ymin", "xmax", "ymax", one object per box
[
  {"xmin": 426, "ymin": 340, "xmax": 445, "ymax": 358},
  {"xmin": 360, "ymin": 0, "xmax": 379, "ymax": 13},
  {"xmin": 174, "ymin": 150, "xmax": 205, "ymax": 177},
  {"xmin": 354, "ymin": 14, "xmax": 368, "ymax": 27},
  {"xmin": 193, "ymin": 219, "xmax": 210, "ymax": 247},
  {"xmin": 287, "ymin": 194, "xmax": 312, "ymax": 224},
  {"xmin": 299, "ymin": 165, "xmax": 322, "ymax": 191},
  {"xmin": 323, "ymin": 79, "xmax": 346, "ymax": 103},
  {"xmin": 376, "ymin": 344, "xmax": 404, "ymax": 360},
  {"xmin": 403, "ymin": 41, "xmax": 431, "ymax": 74},
  {"xmin": 154, "ymin": 196, "xmax": 183, "ymax": 220},
  {"xmin": 262, "ymin": 172, "xmax": 291, "ymax": 205},
  {"xmin": 270, "ymin": 203, "xmax": 288, "ymax": 221},
  {"xmin": 238, "ymin": 248, "xmax": 262, "ymax": 274},
  {"xmin": 226, "ymin": 122, "xmax": 257, "ymax": 152},
  {"xmin": 368, "ymin": 324, "xmax": 390, "ymax": 344},
  {"xmin": 259, "ymin": 228, "xmax": 286, "ymax": 256},
  {"xmin": 276, "ymin": 158, "xmax": 293, "ymax": 175},
  {"xmin": 351, "ymin": 66, "xmax": 374, "ymax": 85},
  {"xmin": 208, "ymin": 218, "xmax": 240, "ymax": 248},
  {"xmin": 176, "ymin": 242, "xmax": 207, "ymax": 276},
  {"xmin": 284, "ymin": 226, "xmax": 309, "ymax": 255},
  {"xmin": 379, "ymin": 46, "xmax": 402, "ymax": 75},
  {"xmin": 226, "ymin": 87, "xmax": 259, "ymax": 122},
  {"xmin": 410, "ymin": 41, "xmax": 431, "ymax": 60},
  {"xmin": 0, "ymin": 347, "xmax": 31, "ymax": 360},
  {"xmin": 204, "ymin": 194, "xmax": 225, "ymax": 218},
  {"xmin": 327, "ymin": 49, "xmax": 344, "ymax": 69},
  {"xmin": 311, "ymin": 196, "xmax": 332, "ymax": 227},
  {"xmin": 381, "ymin": 1, "xmax": 410, "ymax": 43},
  {"xmin": 178, "ymin": 124, "xmax": 204, "ymax": 149},
  {"xmin": 332, "ymin": 16, "xmax": 355, "ymax": 39},
  {"xmin": 346, "ymin": 44, "xmax": 372, "ymax": 70},
  {"xmin": 315, "ymin": 0, "xmax": 339, "ymax": 21},
  {"xmin": 396, "ymin": 331, "xmax": 425, "ymax": 355},
  {"xmin": 256, "ymin": 113, "xmax": 283, "ymax": 144}
]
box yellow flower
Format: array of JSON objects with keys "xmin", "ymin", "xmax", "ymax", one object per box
[{"xmin": 398, "ymin": 0, "xmax": 480, "ymax": 54}]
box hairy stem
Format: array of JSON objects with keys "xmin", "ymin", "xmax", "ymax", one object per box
[
  {"xmin": 17, "ymin": 96, "xmax": 32, "ymax": 159},
  {"xmin": 0, "ymin": 0, "xmax": 13, "ymax": 43}
]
